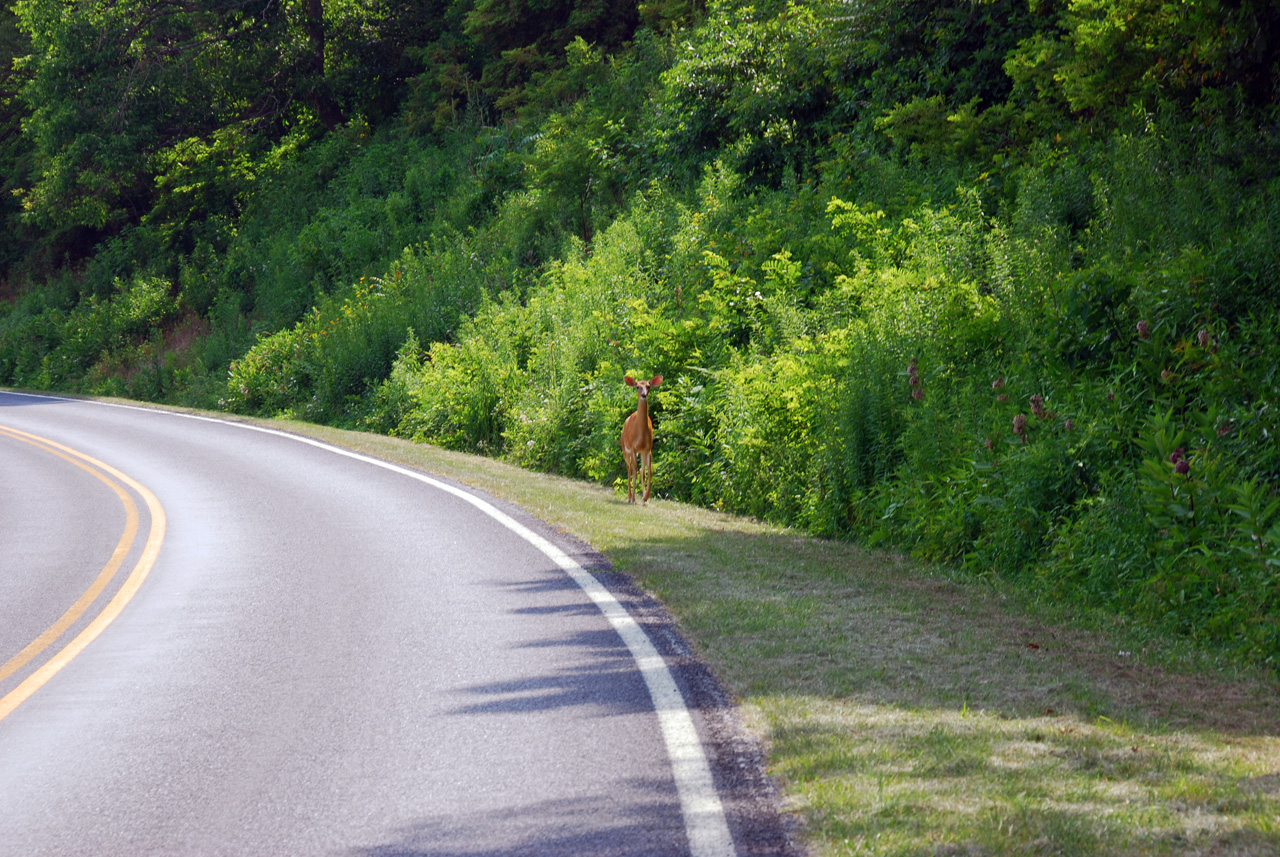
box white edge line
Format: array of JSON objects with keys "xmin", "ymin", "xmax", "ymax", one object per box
[{"xmin": 2, "ymin": 391, "xmax": 736, "ymax": 857}]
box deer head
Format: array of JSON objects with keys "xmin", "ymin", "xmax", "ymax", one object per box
[{"xmin": 624, "ymin": 375, "xmax": 662, "ymax": 401}]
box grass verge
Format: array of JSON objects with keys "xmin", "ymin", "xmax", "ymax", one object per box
[{"xmin": 177, "ymin": 408, "xmax": 1280, "ymax": 855}]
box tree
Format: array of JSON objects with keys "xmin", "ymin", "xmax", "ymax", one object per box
[
  {"xmin": 12, "ymin": 0, "xmax": 286, "ymax": 240},
  {"xmin": 9, "ymin": 0, "xmax": 432, "ymax": 253},
  {"xmin": 1007, "ymin": 0, "xmax": 1280, "ymax": 116},
  {"xmin": 463, "ymin": 0, "xmax": 641, "ymax": 112},
  {"xmin": 654, "ymin": 0, "xmax": 1041, "ymax": 184},
  {"xmin": 0, "ymin": 5, "xmax": 33, "ymax": 280}
]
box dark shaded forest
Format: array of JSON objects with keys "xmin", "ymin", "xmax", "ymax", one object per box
[{"xmin": 3, "ymin": 0, "xmax": 1280, "ymax": 666}]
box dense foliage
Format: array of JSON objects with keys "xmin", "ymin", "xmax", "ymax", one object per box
[{"xmin": 3, "ymin": 0, "xmax": 1279, "ymax": 666}]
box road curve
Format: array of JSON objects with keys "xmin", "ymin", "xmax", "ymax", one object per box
[{"xmin": 0, "ymin": 392, "xmax": 789, "ymax": 856}]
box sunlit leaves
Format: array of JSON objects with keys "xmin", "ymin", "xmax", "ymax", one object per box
[{"xmin": 1005, "ymin": 0, "xmax": 1280, "ymax": 115}]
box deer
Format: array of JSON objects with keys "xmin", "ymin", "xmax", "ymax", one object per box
[{"xmin": 620, "ymin": 375, "xmax": 662, "ymax": 505}]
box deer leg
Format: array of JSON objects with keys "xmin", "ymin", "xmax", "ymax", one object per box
[
  {"xmin": 625, "ymin": 449, "xmax": 637, "ymax": 503},
  {"xmin": 641, "ymin": 450, "xmax": 652, "ymax": 505}
]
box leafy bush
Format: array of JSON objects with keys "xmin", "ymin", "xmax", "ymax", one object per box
[
  {"xmin": 225, "ymin": 232, "xmax": 493, "ymax": 421},
  {"xmin": 0, "ymin": 274, "xmax": 178, "ymax": 390}
]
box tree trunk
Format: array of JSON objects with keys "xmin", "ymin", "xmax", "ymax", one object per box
[{"xmin": 305, "ymin": 0, "xmax": 344, "ymax": 129}]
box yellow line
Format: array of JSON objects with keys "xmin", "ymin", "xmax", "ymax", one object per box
[
  {"xmin": 0, "ymin": 425, "xmax": 166, "ymax": 723},
  {"xmin": 0, "ymin": 428, "xmax": 141, "ymax": 683}
]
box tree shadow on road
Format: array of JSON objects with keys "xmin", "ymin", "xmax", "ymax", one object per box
[{"xmin": 348, "ymin": 780, "xmax": 687, "ymax": 857}]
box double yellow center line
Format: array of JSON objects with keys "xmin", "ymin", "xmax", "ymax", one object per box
[{"xmin": 0, "ymin": 425, "xmax": 166, "ymax": 723}]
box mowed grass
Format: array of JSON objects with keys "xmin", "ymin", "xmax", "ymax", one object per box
[{"xmin": 251, "ymin": 415, "xmax": 1280, "ymax": 855}]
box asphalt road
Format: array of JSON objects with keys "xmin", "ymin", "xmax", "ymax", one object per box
[{"xmin": 0, "ymin": 392, "xmax": 793, "ymax": 857}]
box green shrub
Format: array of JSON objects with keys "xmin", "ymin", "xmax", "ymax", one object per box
[
  {"xmin": 390, "ymin": 304, "xmax": 522, "ymax": 454},
  {"xmin": 225, "ymin": 232, "xmax": 493, "ymax": 420}
]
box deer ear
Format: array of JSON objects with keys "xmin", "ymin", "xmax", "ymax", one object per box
[
  {"xmin": 650, "ymin": 376, "xmax": 663, "ymax": 386},
  {"xmin": 625, "ymin": 376, "xmax": 637, "ymax": 387}
]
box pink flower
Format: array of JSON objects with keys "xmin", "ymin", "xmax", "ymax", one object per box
[
  {"xmin": 1030, "ymin": 394, "xmax": 1046, "ymax": 419},
  {"xmin": 992, "ymin": 377, "xmax": 1005, "ymax": 390},
  {"xmin": 1013, "ymin": 413, "xmax": 1028, "ymax": 442},
  {"xmin": 1137, "ymin": 320, "xmax": 1151, "ymax": 339},
  {"xmin": 1197, "ymin": 329, "xmax": 1210, "ymax": 348}
]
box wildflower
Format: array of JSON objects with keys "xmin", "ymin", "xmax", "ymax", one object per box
[
  {"xmin": 1137, "ymin": 320, "xmax": 1151, "ymax": 339},
  {"xmin": 1175, "ymin": 459, "xmax": 1190, "ymax": 476},
  {"xmin": 992, "ymin": 377, "xmax": 1005, "ymax": 390},
  {"xmin": 907, "ymin": 358, "xmax": 922, "ymax": 397},
  {"xmin": 1197, "ymin": 329, "xmax": 1210, "ymax": 348},
  {"xmin": 1160, "ymin": 369, "xmax": 1175, "ymax": 383},
  {"xmin": 1030, "ymin": 394, "xmax": 1046, "ymax": 419},
  {"xmin": 1169, "ymin": 447, "xmax": 1185, "ymax": 465},
  {"xmin": 1013, "ymin": 413, "xmax": 1028, "ymax": 442},
  {"xmin": 997, "ymin": 394, "xmax": 1009, "ymax": 403},
  {"xmin": 1064, "ymin": 419, "xmax": 1075, "ymax": 431},
  {"xmin": 984, "ymin": 436, "xmax": 994, "ymax": 450},
  {"xmin": 1217, "ymin": 422, "xmax": 1232, "ymax": 437}
]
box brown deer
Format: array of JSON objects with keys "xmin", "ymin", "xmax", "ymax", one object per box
[{"xmin": 620, "ymin": 375, "xmax": 662, "ymax": 504}]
